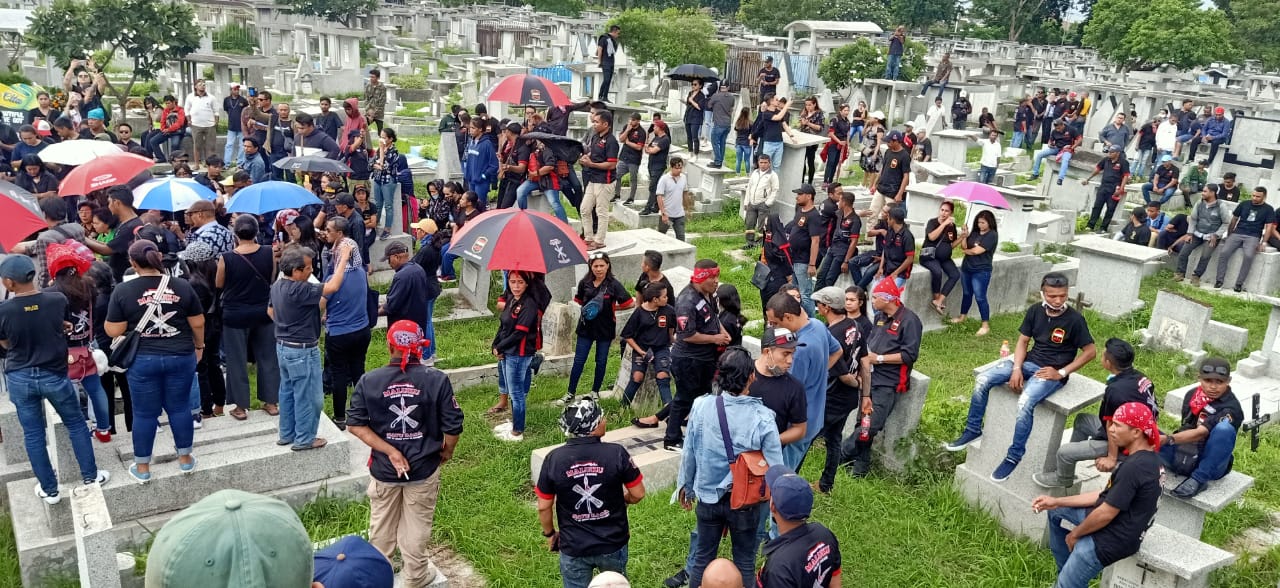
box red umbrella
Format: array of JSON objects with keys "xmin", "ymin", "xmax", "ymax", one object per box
[
  {"xmin": 450, "ymin": 208, "xmax": 588, "ymax": 273},
  {"xmin": 481, "ymin": 74, "xmax": 572, "ymax": 108},
  {"xmin": 0, "ymin": 181, "xmax": 54, "ymax": 252},
  {"xmin": 58, "ymin": 153, "xmax": 156, "ymax": 196}
]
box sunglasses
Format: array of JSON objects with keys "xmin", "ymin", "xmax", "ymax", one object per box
[
  {"xmin": 1200, "ymin": 364, "xmax": 1230, "ymax": 377},
  {"xmin": 589, "ymin": 251, "xmax": 609, "ymax": 260}
]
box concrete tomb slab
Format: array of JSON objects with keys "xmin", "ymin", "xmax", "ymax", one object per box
[
  {"xmin": 1072, "ymin": 235, "xmax": 1169, "ymax": 318},
  {"xmin": 531, "ymin": 425, "xmax": 680, "ymax": 492}
]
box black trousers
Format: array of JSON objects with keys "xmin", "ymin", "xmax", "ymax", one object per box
[
  {"xmin": 324, "ymin": 328, "xmax": 371, "ymax": 421},
  {"xmin": 803, "ymin": 145, "xmax": 818, "ymax": 185},
  {"xmin": 665, "ymin": 353, "xmax": 716, "ymax": 445},
  {"xmin": 103, "ymin": 370, "xmax": 132, "ymax": 434},
  {"xmin": 197, "ymin": 324, "xmax": 226, "ymax": 415},
  {"xmin": 1087, "ymin": 187, "xmax": 1121, "ymax": 231}
]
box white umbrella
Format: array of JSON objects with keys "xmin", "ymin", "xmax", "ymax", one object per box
[
  {"xmin": 133, "ymin": 178, "xmax": 217, "ymax": 212},
  {"xmin": 35, "ymin": 140, "xmax": 124, "ymax": 166}
]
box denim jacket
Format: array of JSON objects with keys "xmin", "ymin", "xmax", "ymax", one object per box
[{"xmin": 678, "ymin": 393, "xmax": 784, "ymax": 505}]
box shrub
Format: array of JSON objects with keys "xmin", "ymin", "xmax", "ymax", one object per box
[{"xmin": 390, "ymin": 74, "xmax": 426, "ymax": 89}]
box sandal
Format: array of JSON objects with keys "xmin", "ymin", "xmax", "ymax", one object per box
[
  {"xmin": 631, "ymin": 417, "xmax": 660, "ymax": 429},
  {"xmin": 230, "ymin": 407, "xmax": 248, "ymax": 421},
  {"xmin": 485, "ymin": 405, "xmax": 509, "ymax": 415},
  {"xmin": 263, "ymin": 403, "xmax": 279, "ymax": 416},
  {"xmin": 975, "ymin": 326, "xmax": 990, "ymax": 336},
  {"xmin": 932, "ymin": 302, "xmax": 946, "ymax": 316}
]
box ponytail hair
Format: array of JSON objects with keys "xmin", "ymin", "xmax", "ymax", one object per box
[{"xmin": 128, "ymin": 239, "xmax": 164, "ymax": 271}]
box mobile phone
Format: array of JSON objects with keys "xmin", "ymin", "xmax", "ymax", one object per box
[{"xmin": 248, "ymin": 86, "xmax": 257, "ymax": 97}]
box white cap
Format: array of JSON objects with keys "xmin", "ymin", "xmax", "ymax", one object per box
[{"xmin": 588, "ymin": 572, "xmax": 631, "ymax": 588}]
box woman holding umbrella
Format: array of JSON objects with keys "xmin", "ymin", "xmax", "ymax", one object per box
[
  {"xmin": 491, "ymin": 270, "xmax": 544, "ymax": 442},
  {"xmin": 951, "ymin": 210, "xmax": 999, "ymax": 337},
  {"xmin": 683, "ymin": 80, "xmax": 708, "ymax": 160}
]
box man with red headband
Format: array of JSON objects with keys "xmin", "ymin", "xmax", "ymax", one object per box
[
  {"xmin": 842, "ymin": 278, "xmax": 921, "ymax": 477},
  {"xmin": 1032, "ymin": 402, "xmax": 1162, "ymax": 588},
  {"xmin": 346, "ymin": 320, "xmax": 464, "ymax": 586},
  {"xmin": 664, "ymin": 259, "xmax": 731, "ymax": 453},
  {"xmin": 1159, "ymin": 357, "xmax": 1242, "ymax": 498}
]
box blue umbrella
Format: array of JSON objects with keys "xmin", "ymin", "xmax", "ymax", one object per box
[
  {"xmin": 226, "ymin": 181, "xmax": 322, "ymax": 214},
  {"xmin": 133, "ymin": 178, "xmax": 216, "ymax": 212}
]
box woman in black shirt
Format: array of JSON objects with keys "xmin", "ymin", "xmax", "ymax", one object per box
[
  {"xmin": 619, "ymin": 282, "xmax": 677, "ymax": 406},
  {"xmin": 734, "ymin": 107, "xmax": 753, "ymax": 174},
  {"xmin": 491, "ymin": 270, "xmax": 545, "ymax": 441},
  {"xmin": 216, "ymin": 215, "xmax": 279, "ymax": 420},
  {"xmin": 717, "ymin": 283, "xmax": 745, "ymax": 348},
  {"xmin": 563, "ymin": 252, "xmax": 634, "ymax": 405},
  {"xmin": 799, "ymin": 97, "xmax": 824, "ymax": 185},
  {"xmin": 921, "ymin": 201, "xmax": 962, "ymax": 315},
  {"xmin": 952, "ymin": 210, "xmax": 999, "ymax": 336},
  {"xmin": 15, "ymin": 155, "xmax": 59, "ymax": 199},
  {"xmin": 683, "ymin": 80, "xmax": 708, "ymax": 159},
  {"xmin": 180, "ymin": 241, "xmax": 226, "ymax": 419}
]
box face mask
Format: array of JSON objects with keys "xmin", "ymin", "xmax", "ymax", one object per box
[
  {"xmin": 764, "ymin": 351, "xmax": 788, "ymax": 376},
  {"xmin": 1041, "ymin": 292, "xmax": 1068, "ymax": 314}
]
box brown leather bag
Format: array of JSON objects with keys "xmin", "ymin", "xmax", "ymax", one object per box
[{"xmin": 714, "ymin": 395, "xmax": 771, "ymax": 509}]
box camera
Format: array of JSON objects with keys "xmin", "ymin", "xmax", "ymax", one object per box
[{"xmin": 248, "ymin": 86, "xmax": 257, "ymax": 97}]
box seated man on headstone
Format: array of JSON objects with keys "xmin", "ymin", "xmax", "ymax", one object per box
[
  {"xmin": 1159, "ymin": 357, "xmax": 1243, "ymax": 499},
  {"xmin": 1031, "ymin": 402, "xmax": 1163, "ymax": 588},
  {"xmin": 1116, "ymin": 207, "xmax": 1151, "ymax": 246},
  {"xmin": 1034, "ymin": 338, "xmax": 1157, "ymax": 489},
  {"xmin": 945, "ymin": 272, "xmax": 1097, "ymax": 483}
]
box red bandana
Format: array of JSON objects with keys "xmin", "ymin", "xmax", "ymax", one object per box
[
  {"xmin": 690, "ymin": 266, "xmax": 720, "ymax": 284},
  {"xmin": 1113, "ymin": 402, "xmax": 1161, "ymax": 451},
  {"xmin": 387, "ymin": 320, "xmax": 430, "ymax": 371},
  {"xmin": 1189, "ymin": 387, "xmax": 1210, "ymax": 417}
]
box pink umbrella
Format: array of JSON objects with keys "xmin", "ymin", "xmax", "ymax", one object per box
[{"xmin": 938, "ymin": 181, "xmax": 1012, "ymax": 210}]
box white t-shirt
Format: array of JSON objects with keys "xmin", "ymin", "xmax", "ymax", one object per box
[
  {"xmin": 1156, "ymin": 120, "xmax": 1178, "ymax": 152},
  {"xmin": 656, "ymin": 173, "xmax": 687, "ymax": 218},
  {"xmin": 980, "ymin": 140, "xmax": 1002, "ymax": 168},
  {"xmin": 185, "ymin": 93, "xmax": 218, "ymax": 128}
]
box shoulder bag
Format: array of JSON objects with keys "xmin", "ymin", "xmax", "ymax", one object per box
[
  {"xmin": 108, "ymin": 274, "xmax": 170, "ymax": 370},
  {"xmin": 715, "ymin": 395, "xmax": 771, "ymax": 510}
]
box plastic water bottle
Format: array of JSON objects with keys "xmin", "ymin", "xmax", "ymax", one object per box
[
  {"xmin": 857, "ymin": 414, "xmax": 872, "ymax": 442},
  {"xmin": 1000, "ymin": 340, "xmax": 1011, "ymax": 358}
]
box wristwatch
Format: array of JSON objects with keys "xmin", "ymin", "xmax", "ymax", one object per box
[
  {"xmin": 543, "ymin": 530, "xmax": 556, "ymax": 537},
  {"xmin": 1057, "ymin": 368, "xmax": 1069, "ymax": 379},
  {"xmin": 876, "ymin": 354, "xmax": 885, "ymax": 364}
]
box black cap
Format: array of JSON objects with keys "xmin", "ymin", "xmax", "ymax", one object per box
[
  {"xmin": 379, "ymin": 241, "xmax": 409, "ymax": 261},
  {"xmin": 1198, "ymin": 357, "xmax": 1231, "ymax": 381},
  {"xmin": 335, "ymin": 193, "xmax": 356, "ymax": 208},
  {"xmin": 792, "ymin": 184, "xmax": 816, "ymax": 195}
]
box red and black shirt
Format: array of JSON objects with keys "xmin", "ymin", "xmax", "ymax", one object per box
[
  {"xmin": 582, "ymin": 131, "xmax": 619, "ymax": 185},
  {"xmin": 866, "ymin": 305, "xmax": 922, "ymax": 392},
  {"xmin": 493, "ymin": 293, "xmax": 541, "ymax": 356}
]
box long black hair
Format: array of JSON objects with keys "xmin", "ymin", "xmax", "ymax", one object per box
[
  {"xmin": 50, "ymin": 266, "xmax": 94, "ymax": 312},
  {"xmin": 717, "ymin": 283, "xmax": 745, "ymax": 325},
  {"xmin": 715, "ymin": 346, "xmax": 754, "ymax": 395}
]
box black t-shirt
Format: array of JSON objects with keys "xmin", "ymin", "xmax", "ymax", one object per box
[
  {"xmin": 877, "ymin": 148, "xmax": 912, "ymax": 195},
  {"xmin": 672, "ymin": 286, "xmax": 721, "ymax": 362},
  {"xmin": 1138, "ymin": 122, "xmax": 1158, "ymax": 149},
  {"xmin": 1093, "ymin": 368, "xmax": 1158, "ymax": 437},
  {"xmin": 1178, "ymin": 388, "xmax": 1244, "ymax": 437},
  {"xmin": 597, "ymin": 34, "xmax": 616, "ymax": 67},
  {"xmin": 108, "ymin": 217, "xmax": 143, "ymax": 282},
  {"xmin": 758, "ymin": 522, "xmax": 842, "ymax": 588},
  {"xmin": 647, "ymin": 134, "xmax": 671, "ymax": 171},
  {"xmin": 827, "ymin": 316, "xmax": 870, "ymax": 414},
  {"xmin": 961, "ymin": 230, "xmax": 998, "ymax": 272},
  {"xmin": 493, "ymin": 294, "xmax": 540, "ymax": 356},
  {"xmin": 574, "ymin": 276, "xmax": 633, "ymax": 340},
  {"xmin": 759, "ymin": 67, "xmax": 780, "ymax": 95},
  {"xmin": 1215, "ymin": 184, "xmax": 1241, "ymax": 202},
  {"xmin": 582, "ymin": 132, "xmax": 619, "ymax": 185},
  {"xmin": 620, "ymin": 305, "xmax": 675, "ymax": 351},
  {"xmin": 269, "ymin": 279, "xmax": 322, "ymax": 343},
  {"xmin": 106, "ymin": 276, "xmax": 204, "ymax": 356},
  {"xmin": 1090, "ymin": 450, "xmax": 1162, "ymax": 566},
  {"xmin": 818, "ymin": 198, "xmax": 838, "ymax": 249},
  {"xmin": 924, "ymin": 218, "xmax": 959, "ymax": 249},
  {"xmin": 1120, "ymin": 222, "xmax": 1151, "ymax": 246},
  {"xmin": 683, "ymin": 93, "xmax": 707, "ymax": 125},
  {"xmin": 1019, "ymin": 305, "xmax": 1094, "ymax": 370},
  {"xmin": 866, "ymin": 306, "xmax": 922, "ymax": 391},
  {"xmin": 749, "ymin": 367, "xmax": 807, "ymax": 434},
  {"xmin": 1048, "ymin": 128, "xmax": 1077, "ymax": 149},
  {"xmin": 882, "ymin": 225, "xmax": 915, "ymax": 277},
  {"xmin": 0, "ymin": 292, "xmax": 70, "ymax": 372},
  {"xmin": 1095, "ymin": 157, "xmax": 1131, "ymax": 192},
  {"xmin": 1151, "ymin": 164, "xmax": 1178, "ymax": 188},
  {"xmin": 535, "ymin": 437, "xmax": 643, "ymax": 557},
  {"xmin": 346, "ymin": 364, "xmax": 464, "ymax": 483},
  {"xmin": 635, "ymin": 273, "xmax": 677, "ymax": 304},
  {"xmin": 788, "ymin": 207, "xmax": 824, "ymax": 264},
  {"xmin": 619, "ymin": 126, "xmax": 646, "ymax": 165},
  {"xmin": 220, "ymin": 247, "xmax": 274, "ymax": 328},
  {"xmin": 1232, "ymin": 200, "xmax": 1275, "ymax": 237},
  {"xmin": 759, "ymin": 110, "xmax": 787, "ymax": 143},
  {"xmin": 830, "ymin": 210, "xmax": 862, "ymax": 248},
  {"xmin": 720, "ymin": 310, "xmax": 743, "ymax": 348}
]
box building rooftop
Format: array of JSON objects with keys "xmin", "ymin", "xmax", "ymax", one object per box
[{"xmin": 782, "ymin": 20, "xmax": 883, "ymax": 35}]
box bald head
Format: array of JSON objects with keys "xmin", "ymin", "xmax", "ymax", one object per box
[{"xmin": 703, "ymin": 558, "xmax": 744, "ymax": 588}]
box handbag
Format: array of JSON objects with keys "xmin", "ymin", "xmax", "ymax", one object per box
[
  {"xmin": 715, "ymin": 395, "xmax": 771, "ymax": 510},
  {"xmin": 1166, "ymin": 442, "xmax": 1201, "ymax": 476},
  {"xmin": 67, "ymin": 346, "xmax": 96, "ymax": 381},
  {"xmin": 920, "ymin": 246, "xmax": 937, "ymax": 260},
  {"xmin": 109, "ymin": 274, "xmax": 170, "ymax": 370},
  {"xmin": 750, "ymin": 261, "xmax": 771, "ymax": 290}
]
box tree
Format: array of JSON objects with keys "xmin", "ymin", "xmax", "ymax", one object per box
[
  {"xmin": 739, "ymin": 0, "xmax": 890, "ymax": 37},
  {"xmin": 607, "ymin": 9, "xmax": 726, "ymax": 69},
  {"xmin": 968, "ymin": 0, "xmax": 1074, "ymax": 43},
  {"xmin": 26, "ymin": 0, "xmax": 200, "ymax": 110},
  {"xmin": 279, "ymin": 0, "xmax": 378, "ymax": 28},
  {"xmin": 817, "ymin": 39, "xmax": 882, "ymax": 100},
  {"xmin": 889, "ymin": 0, "xmax": 956, "ymax": 32},
  {"xmin": 1083, "ymin": 0, "xmax": 1237, "ymax": 70},
  {"xmin": 1232, "ymin": 0, "xmax": 1280, "ymax": 69}
]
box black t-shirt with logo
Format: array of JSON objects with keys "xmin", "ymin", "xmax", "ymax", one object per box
[
  {"xmin": 1098, "ymin": 368, "xmax": 1159, "ymax": 430},
  {"xmin": 924, "ymin": 218, "xmax": 959, "ymax": 250},
  {"xmin": 346, "ymin": 364, "xmax": 464, "ymax": 483},
  {"xmin": 1215, "ymin": 184, "xmax": 1241, "ymax": 202},
  {"xmin": 0, "ymin": 291, "xmax": 70, "ymax": 372},
  {"xmin": 597, "ymin": 35, "xmax": 616, "ymax": 67},
  {"xmin": 748, "ymin": 367, "xmax": 807, "ymax": 434},
  {"xmin": 1090, "ymin": 450, "xmax": 1162, "ymax": 566},
  {"xmin": 493, "ymin": 294, "xmax": 541, "ymax": 356},
  {"xmin": 672, "ymin": 286, "xmax": 721, "ymax": 361},
  {"xmin": 1151, "ymin": 163, "xmax": 1178, "ymax": 188},
  {"xmin": 1018, "ymin": 305, "xmax": 1094, "ymax": 370},
  {"xmin": 619, "ymin": 126, "xmax": 646, "ymax": 165},
  {"xmin": 830, "ymin": 210, "xmax": 862, "ymax": 248},
  {"xmin": 634, "ymin": 272, "xmax": 677, "ymax": 304},
  {"xmin": 881, "ymin": 225, "xmax": 915, "ymax": 277},
  {"xmin": 574, "ymin": 276, "xmax": 633, "ymax": 340},
  {"xmin": 866, "ymin": 306, "xmax": 922, "ymax": 391},
  {"xmin": 106, "ymin": 276, "xmax": 204, "ymax": 356},
  {"xmin": 1177, "ymin": 387, "xmax": 1244, "ymax": 436},
  {"xmin": 1049, "ymin": 128, "xmax": 1077, "ymax": 149},
  {"xmin": 787, "ymin": 207, "xmax": 824, "ymax": 264},
  {"xmin": 1231, "ymin": 200, "xmax": 1275, "ymax": 238},
  {"xmin": 582, "ymin": 132, "xmax": 619, "ymax": 185},
  {"xmin": 877, "ymin": 148, "xmax": 912, "ymax": 195},
  {"xmin": 647, "ymin": 133, "xmax": 671, "ymax": 172},
  {"xmin": 619, "ymin": 305, "xmax": 675, "ymax": 351},
  {"xmin": 759, "ymin": 67, "xmax": 780, "ymax": 96},
  {"xmin": 758, "ymin": 522, "xmax": 842, "ymax": 588},
  {"xmin": 827, "ymin": 316, "xmax": 871, "ymax": 414},
  {"xmin": 819, "ymin": 198, "xmax": 839, "ymax": 249},
  {"xmin": 535, "ymin": 437, "xmax": 642, "ymax": 557},
  {"xmin": 1094, "ymin": 157, "xmax": 1131, "ymax": 192}
]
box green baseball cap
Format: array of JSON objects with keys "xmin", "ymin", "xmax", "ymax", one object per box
[{"xmin": 144, "ymin": 489, "xmax": 314, "ymax": 588}]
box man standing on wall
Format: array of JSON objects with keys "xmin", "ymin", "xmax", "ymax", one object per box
[{"xmin": 597, "ymin": 26, "xmax": 620, "ymax": 102}]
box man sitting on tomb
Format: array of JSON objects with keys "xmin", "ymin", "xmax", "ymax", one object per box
[
  {"xmin": 1159, "ymin": 357, "xmax": 1243, "ymax": 499},
  {"xmin": 1031, "ymin": 402, "xmax": 1163, "ymax": 588},
  {"xmin": 1117, "ymin": 207, "xmax": 1151, "ymax": 246},
  {"xmin": 945, "ymin": 272, "xmax": 1097, "ymax": 483},
  {"xmin": 1212, "ymin": 186, "xmax": 1273, "ymax": 292},
  {"xmin": 1034, "ymin": 339, "xmax": 1157, "ymax": 489}
]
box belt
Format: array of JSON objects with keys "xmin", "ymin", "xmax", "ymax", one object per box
[{"xmin": 279, "ymin": 340, "xmax": 319, "ymax": 349}]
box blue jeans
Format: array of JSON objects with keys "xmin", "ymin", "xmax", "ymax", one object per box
[
  {"xmin": 961, "ymin": 359, "xmax": 1064, "ymax": 462},
  {"xmin": 560, "ymin": 545, "xmax": 627, "ymax": 588},
  {"xmin": 126, "ymin": 353, "xmax": 197, "ymax": 464},
  {"xmin": 621, "ymin": 347, "xmax": 672, "ymax": 405},
  {"xmin": 979, "ymin": 165, "xmax": 996, "ymax": 184},
  {"xmin": 1142, "ymin": 183, "xmax": 1176, "ymax": 205},
  {"xmin": 1011, "ymin": 131, "xmax": 1026, "ymax": 149},
  {"xmin": 1132, "ymin": 149, "xmax": 1153, "ymax": 178},
  {"xmin": 6, "ymin": 367, "xmax": 99, "ymax": 493},
  {"xmin": 224, "ymin": 130, "xmax": 244, "ymax": 164},
  {"xmin": 850, "ymin": 124, "xmax": 864, "ymax": 143},
  {"xmin": 1031, "ymin": 146, "xmax": 1061, "ymax": 177},
  {"xmin": 1047, "ymin": 507, "xmax": 1103, "ymax": 588},
  {"xmin": 516, "ymin": 180, "xmax": 568, "ymax": 221},
  {"xmin": 147, "ymin": 131, "xmax": 183, "ymax": 161},
  {"xmin": 277, "ymin": 344, "xmax": 323, "ymax": 449},
  {"xmin": 500, "ymin": 354, "xmax": 533, "ymax": 433},
  {"xmin": 79, "ymin": 373, "xmax": 112, "ymax": 431},
  {"xmin": 884, "ymin": 54, "xmax": 902, "ymax": 80},
  {"xmin": 1159, "ymin": 420, "xmax": 1237, "ymax": 483},
  {"xmin": 791, "ymin": 262, "xmax": 816, "ymax": 316},
  {"xmin": 710, "ymin": 125, "xmax": 730, "ymax": 166},
  {"xmin": 689, "ymin": 497, "xmax": 763, "ymax": 588},
  {"xmin": 920, "ymin": 80, "xmax": 947, "ymax": 99},
  {"xmin": 959, "ymin": 268, "xmax": 992, "ymax": 321},
  {"xmin": 569, "ymin": 337, "xmax": 611, "ymax": 395},
  {"xmin": 423, "ymin": 298, "xmax": 436, "ymax": 360},
  {"xmin": 734, "ymin": 144, "xmax": 751, "ymax": 173},
  {"xmin": 373, "ymin": 181, "xmax": 397, "ymax": 229},
  {"xmin": 440, "ymin": 242, "xmax": 456, "ymax": 280},
  {"xmin": 762, "ymin": 141, "xmax": 784, "ymax": 168}
]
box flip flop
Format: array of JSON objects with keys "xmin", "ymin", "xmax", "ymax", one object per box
[{"xmin": 485, "ymin": 405, "xmax": 508, "ymax": 415}]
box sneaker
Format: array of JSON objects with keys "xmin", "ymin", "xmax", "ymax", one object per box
[
  {"xmin": 179, "ymin": 456, "xmax": 197, "ymax": 474},
  {"xmin": 589, "ymin": 390, "xmax": 601, "ymax": 402},
  {"xmin": 496, "ymin": 430, "xmax": 524, "ymax": 442},
  {"xmin": 333, "ymin": 419, "xmax": 347, "ymax": 431},
  {"xmin": 35, "ymin": 484, "xmax": 60, "ymax": 505},
  {"xmin": 1234, "ymin": 285, "xmax": 1244, "ymax": 293},
  {"xmin": 991, "ymin": 458, "xmax": 1020, "ymax": 482},
  {"xmin": 192, "ymin": 414, "xmax": 203, "ymax": 429},
  {"xmin": 1028, "ymin": 174, "xmax": 1040, "ymax": 181},
  {"xmin": 741, "ymin": 243, "xmax": 756, "ymax": 250},
  {"xmin": 93, "ymin": 429, "xmax": 111, "ymax": 443},
  {"xmin": 493, "ymin": 421, "xmax": 514, "ymax": 433},
  {"xmin": 664, "ymin": 568, "xmax": 690, "ymax": 588},
  {"xmin": 944, "ymin": 430, "xmax": 982, "ymax": 452},
  {"xmin": 379, "ymin": 229, "xmax": 390, "ymax": 241},
  {"xmin": 554, "ymin": 392, "xmax": 575, "ymax": 406},
  {"xmin": 1056, "ymin": 177, "xmax": 1064, "ymax": 185},
  {"xmin": 128, "ymin": 464, "xmax": 151, "ymax": 484},
  {"xmin": 1190, "ymin": 275, "xmax": 1200, "ymax": 286},
  {"xmin": 663, "ymin": 442, "xmax": 683, "ymax": 453},
  {"xmin": 1032, "ymin": 472, "xmax": 1073, "ymax": 489},
  {"xmin": 84, "ymin": 470, "xmax": 110, "ymax": 487},
  {"xmin": 1212, "ymin": 282, "xmax": 1223, "ymax": 290},
  {"xmin": 1173, "ymin": 273, "xmax": 1184, "ymax": 282}
]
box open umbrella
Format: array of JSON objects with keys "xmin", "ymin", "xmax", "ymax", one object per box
[
  {"xmin": 58, "ymin": 152, "xmax": 155, "ymax": 196},
  {"xmin": 521, "ymin": 131, "xmax": 585, "ymax": 163},
  {"xmin": 273, "ymin": 156, "xmax": 353, "ymax": 174},
  {"xmin": 226, "ymin": 181, "xmax": 322, "ymax": 214},
  {"xmin": 133, "ymin": 178, "xmax": 217, "ymax": 212},
  {"xmin": 938, "ymin": 181, "xmax": 1013, "ymax": 210},
  {"xmin": 482, "ymin": 74, "xmax": 571, "ymax": 108},
  {"xmin": 666, "ymin": 64, "xmax": 719, "ymax": 82},
  {"xmin": 0, "ymin": 181, "xmax": 51, "ymax": 252},
  {"xmin": 36, "ymin": 140, "xmax": 124, "ymax": 166},
  {"xmin": 449, "ymin": 208, "xmax": 587, "ymax": 273}
]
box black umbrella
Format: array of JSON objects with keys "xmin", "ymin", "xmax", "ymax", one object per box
[
  {"xmin": 667, "ymin": 64, "xmax": 719, "ymax": 82},
  {"xmin": 273, "ymin": 156, "xmax": 353, "ymax": 174},
  {"xmin": 522, "ymin": 131, "xmax": 585, "ymax": 163}
]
